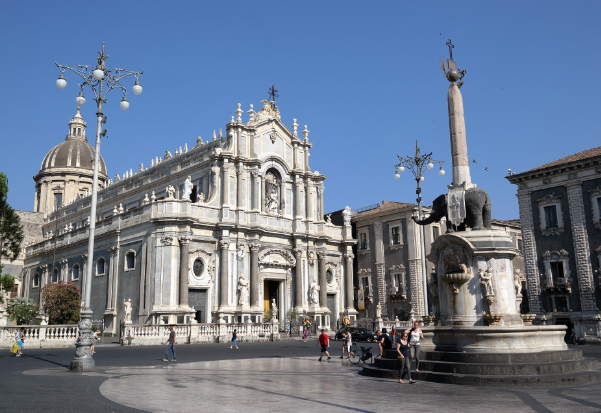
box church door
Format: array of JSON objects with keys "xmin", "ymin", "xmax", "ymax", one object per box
[
  {"xmin": 327, "ymin": 294, "xmax": 336, "ymax": 330},
  {"xmin": 263, "ymin": 280, "xmax": 279, "ymax": 318},
  {"xmin": 189, "ymin": 289, "xmax": 206, "ymax": 323}
]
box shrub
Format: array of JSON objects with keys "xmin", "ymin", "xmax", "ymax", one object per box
[
  {"xmin": 41, "ymin": 281, "xmax": 81, "ymax": 325},
  {"xmin": 7, "ymin": 297, "xmax": 39, "ymax": 325}
]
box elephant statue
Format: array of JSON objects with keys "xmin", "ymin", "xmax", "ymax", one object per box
[{"xmin": 412, "ymin": 187, "xmax": 492, "ymax": 232}]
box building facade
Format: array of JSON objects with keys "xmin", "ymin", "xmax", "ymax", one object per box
[
  {"xmin": 348, "ymin": 201, "xmax": 524, "ymax": 321},
  {"xmin": 22, "ymin": 101, "xmax": 356, "ymax": 332},
  {"xmin": 507, "ymin": 146, "xmax": 601, "ymax": 342}
]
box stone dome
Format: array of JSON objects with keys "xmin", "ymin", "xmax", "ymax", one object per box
[{"xmin": 39, "ymin": 109, "xmax": 107, "ymax": 176}]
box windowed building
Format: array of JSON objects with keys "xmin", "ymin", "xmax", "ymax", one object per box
[
  {"xmin": 21, "ymin": 101, "xmax": 355, "ymax": 333},
  {"xmin": 507, "ymin": 146, "xmax": 601, "ymax": 342}
]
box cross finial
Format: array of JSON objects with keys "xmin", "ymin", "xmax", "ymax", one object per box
[
  {"xmin": 268, "ymin": 85, "xmax": 279, "ymax": 107},
  {"xmin": 446, "ymin": 39, "xmax": 454, "ymax": 61}
]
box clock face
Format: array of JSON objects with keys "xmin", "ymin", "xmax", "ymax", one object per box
[
  {"xmin": 193, "ymin": 259, "xmax": 204, "ymax": 277},
  {"xmin": 326, "ymin": 269, "xmax": 333, "ymax": 284}
]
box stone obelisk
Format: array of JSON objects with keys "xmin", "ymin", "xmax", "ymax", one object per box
[{"xmin": 447, "ymin": 83, "xmax": 472, "ymax": 187}]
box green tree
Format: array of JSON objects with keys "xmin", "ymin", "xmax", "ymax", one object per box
[
  {"xmin": 7, "ymin": 297, "xmax": 39, "ymax": 325},
  {"xmin": 41, "ymin": 281, "xmax": 81, "ymax": 325},
  {"xmin": 0, "ymin": 172, "xmax": 24, "ymax": 304}
]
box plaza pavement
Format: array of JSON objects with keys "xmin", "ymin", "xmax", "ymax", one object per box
[{"xmin": 1, "ymin": 340, "xmax": 601, "ymax": 412}]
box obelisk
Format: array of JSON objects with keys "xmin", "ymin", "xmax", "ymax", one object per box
[{"xmin": 448, "ymin": 83, "xmax": 471, "ymax": 187}]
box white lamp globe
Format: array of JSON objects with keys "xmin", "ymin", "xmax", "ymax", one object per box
[
  {"xmin": 438, "ymin": 167, "xmax": 446, "ymax": 176},
  {"xmin": 120, "ymin": 96, "xmax": 130, "ymax": 111},
  {"xmin": 394, "ymin": 172, "xmax": 400, "ymax": 180},
  {"xmin": 132, "ymin": 80, "xmax": 143, "ymax": 95},
  {"xmin": 56, "ymin": 74, "xmax": 67, "ymax": 89},
  {"xmin": 75, "ymin": 92, "xmax": 86, "ymax": 106},
  {"xmin": 419, "ymin": 176, "xmax": 425, "ymax": 183},
  {"xmin": 93, "ymin": 67, "xmax": 105, "ymax": 80},
  {"xmin": 397, "ymin": 165, "xmax": 405, "ymax": 174},
  {"xmin": 427, "ymin": 161, "xmax": 434, "ymax": 170}
]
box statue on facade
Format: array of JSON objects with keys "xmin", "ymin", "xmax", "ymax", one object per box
[
  {"xmin": 376, "ymin": 302, "xmax": 382, "ymax": 319},
  {"xmin": 325, "ymin": 214, "xmax": 332, "ymax": 224},
  {"xmin": 271, "ymin": 299, "xmax": 278, "ymax": 319},
  {"xmin": 514, "ymin": 269, "xmax": 523, "ymax": 297},
  {"xmin": 309, "ymin": 281, "xmax": 320, "ymax": 305},
  {"xmin": 166, "ymin": 185, "xmax": 176, "ymax": 199},
  {"xmin": 123, "ymin": 299, "xmax": 132, "ymax": 322},
  {"xmin": 182, "ymin": 176, "xmax": 193, "ymax": 200},
  {"xmin": 342, "ymin": 206, "xmax": 352, "ymax": 226},
  {"xmin": 238, "ymin": 277, "xmax": 249, "ymax": 305},
  {"xmin": 197, "ymin": 192, "xmax": 205, "ymax": 203}
]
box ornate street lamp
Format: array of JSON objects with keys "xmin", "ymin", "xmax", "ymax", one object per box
[
  {"xmin": 394, "ymin": 141, "xmax": 444, "ymax": 316},
  {"xmin": 55, "ymin": 43, "xmax": 144, "ymax": 371}
]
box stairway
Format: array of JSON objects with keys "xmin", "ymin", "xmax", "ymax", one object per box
[{"xmin": 362, "ymin": 348, "xmax": 601, "ymax": 387}]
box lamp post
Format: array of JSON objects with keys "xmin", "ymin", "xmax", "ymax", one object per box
[
  {"xmin": 394, "ymin": 141, "xmax": 444, "ymax": 317},
  {"xmin": 56, "ymin": 43, "xmax": 144, "ymax": 371}
]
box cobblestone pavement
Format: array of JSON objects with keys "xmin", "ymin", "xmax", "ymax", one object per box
[{"xmin": 9, "ymin": 342, "xmax": 601, "ymax": 412}]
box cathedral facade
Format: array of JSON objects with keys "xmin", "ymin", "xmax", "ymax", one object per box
[{"xmin": 22, "ymin": 101, "xmax": 356, "ymax": 333}]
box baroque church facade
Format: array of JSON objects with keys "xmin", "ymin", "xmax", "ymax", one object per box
[{"xmin": 22, "ymin": 101, "xmax": 356, "ymax": 333}]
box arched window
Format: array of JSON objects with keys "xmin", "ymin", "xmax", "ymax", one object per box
[
  {"xmin": 52, "ymin": 268, "xmax": 60, "ymax": 283},
  {"xmin": 33, "ymin": 273, "xmax": 40, "ymax": 287},
  {"xmin": 72, "ymin": 264, "xmax": 80, "ymax": 280},
  {"xmin": 96, "ymin": 258, "xmax": 105, "ymax": 276},
  {"xmin": 125, "ymin": 251, "xmax": 135, "ymax": 271}
]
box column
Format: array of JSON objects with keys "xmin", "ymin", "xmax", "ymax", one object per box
[
  {"xmin": 295, "ymin": 175, "xmax": 302, "ymax": 218},
  {"xmin": 318, "ymin": 187, "xmax": 324, "ymax": 221},
  {"xmin": 305, "ymin": 182, "xmax": 311, "ymax": 220},
  {"xmin": 306, "ymin": 182, "xmax": 313, "ymax": 221},
  {"xmin": 219, "ymin": 239, "xmax": 230, "ymax": 307},
  {"xmin": 344, "ymin": 252, "xmax": 355, "ymax": 311},
  {"xmin": 107, "ymin": 245, "xmax": 119, "ymax": 311},
  {"xmin": 39, "ymin": 264, "xmax": 48, "ymax": 306},
  {"xmin": 293, "ymin": 248, "xmax": 303, "ymax": 308},
  {"xmin": 317, "ymin": 251, "xmax": 327, "ymax": 308},
  {"xmin": 565, "ymin": 182, "xmax": 598, "ymax": 311},
  {"xmin": 516, "ymin": 190, "xmax": 542, "ymax": 313},
  {"xmin": 279, "ymin": 180, "xmax": 286, "ymax": 214},
  {"xmin": 250, "ymin": 243, "xmax": 260, "ymax": 308},
  {"xmin": 178, "ymin": 237, "xmax": 190, "ymax": 307},
  {"xmin": 260, "ymin": 175, "xmax": 266, "ymax": 213},
  {"xmin": 252, "ymin": 172, "xmax": 260, "ymax": 211},
  {"xmin": 222, "ymin": 160, "xmax": 230, "ymax": 206},
  {"xmin": 236, "ymin": 166, "xmax": 243, "ymax": 210}
]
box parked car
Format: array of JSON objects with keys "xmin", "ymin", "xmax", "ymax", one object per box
[{"xmin": 335, "ymin": 327, "xmax": 374, "ymax": 342}]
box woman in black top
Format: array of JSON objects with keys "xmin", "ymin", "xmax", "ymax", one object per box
[{"xmin": 396, "ymin": 331, "xmax": 415, "ymax": 384}]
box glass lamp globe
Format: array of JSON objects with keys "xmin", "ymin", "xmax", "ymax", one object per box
[
  {"xmin": 419, "ymin": 176, "xmax": 425, "ymax": 183},
  {"xmin": 120, "ymin": 97, "xmax": 130, "ymax": 111},
  {"xmin": 397, "ymin": 165, "xmax": 405, "ymax": 174},
  {"xmin": 438, "ymin": 167, "xmax": 446, "ymax": 176},
  {"xmin": 56, "ymin": 74, "xmax": 67, "ymax": 89},
  {"xmin": 394, "ymin": 172, "xmax": 400, "ymax": 180},
  {"xmin": 93, "ymin": 67, "xmax": 105, "ymax": 80},
  {"xmin": 427, "ymin": 162, "xmax": 434, "ymax": 170},
  {"xmin": 75, "ymin": 92, "xmax": 86, "ymax": 106},
  {"xmin": 132, "ymin": 80, "xmax": 143, "ymax": 95}
]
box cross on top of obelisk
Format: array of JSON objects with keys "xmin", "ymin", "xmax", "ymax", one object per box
[
  {"xmin": 268, "ymin": 85, "xmax": 279, "ymax": 108},
  {"xmin": 441, "ymin": 39, "xmax": 466, "ymax": 87},
  {"xmin": 446, "ymin": 39, "xmax": 454, "ymax": 64}
]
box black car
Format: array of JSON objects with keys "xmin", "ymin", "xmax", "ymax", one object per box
[{"xmin": 335, "ymin": 327, "xmax": 374, "ymax": 342}]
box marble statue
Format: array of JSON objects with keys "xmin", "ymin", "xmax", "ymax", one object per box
[
  {"xmin": 166, "ymin": 185, "xmax": 176, "ymax": 199},
  {"xmin": 266, "ymin": 186, "xmax": 278, "ymax": 215},
  {"xmin": 238, "ymin": 277, "xmax": 249, "ymax": 305},
  {"xmin": 478, "ymin": 267, "xmax": 494, "ymax": 296},
  {"xmin": 182, "ymin": 176, "xmax": 193, "ymax": 200},
  {"xmin": 342, "ymin": 206, "xmax": 352, "ymax": 226},
  {"xmin": 271, "ymin": 299, "xmax": 278, "ymax": 319},
  {"xmin": 197, "ymin": 192, "xmax": 205, "ymax": 203},
  {"xmin": 123, "ymin": 298, "xmax": 132, "ymax": 322},
  {"xmin": 514, "ymin": 269, "xmax": 522, "ymax": 297},
  {"xmin": 376, "ymin": 302, "xmax": 382, "ymax": 319},
  {"xmin": 326, "ymin": 214, "xmax": 332, "ymax": 224},
  {"xmin": 309, "ymin": 281, "xmax": 320, "ymax": 305}
]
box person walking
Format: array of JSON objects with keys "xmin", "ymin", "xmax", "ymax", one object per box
[
  {"xmin": 405, "ymin": 321, "xmax": 424, "ymax": 372},
  {"xmin": 317, "ymin": 329, "xmax": 331, "ymax": 361},
  {"xmin": 396, "ymin": 331, "xmax": 415, "ymax": 384},
  {"xmin": 162, "ymin": 326, "xmax": 176, "ymax": 362},
  {"xmin": 302, "ymin": 328, "xmax": 309, "ymax": 342},
  {"xmin": 230, "ymin": 329, "xmax": 239, "ymax": 349},
  {"xmin": 15, "ymin": 328, "xmax": 24, "ymax": 357},
  {"xmin": 340, "ymin": 328, "xmax": 352, "ymax": 359},
  {"xmin": 91, "ymin": 329, "xmax": 99, "ymax": 353}
]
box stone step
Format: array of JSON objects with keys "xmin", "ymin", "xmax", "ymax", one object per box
[
  {"xmin": 380, "ymin": 349, "xmax": 584, "ymax": 364},
  {"xmin": 362, "ymin": 365, "xmax": 601, "ymax": 387},
  {"xmin": 418, "ymin": 358, "xmax": 597, "ymax": 376}
]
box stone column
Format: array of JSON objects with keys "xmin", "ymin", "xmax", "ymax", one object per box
[
  {"xmin": 219, "ymin": 239, "xmax": 230, "ymax": 307},
  {"xmin": 318, "ymin": 187, "xmax": 324, "ymax": 221},
  {"xmin": 107, "ymin": 245, "xmax": 119, "ymax": 311},
  {"xmin": 565, "ymin": 182, "xmax": 598, "ymax": 311},
  {"xmin": 317, "ymin": 252, "xmax": 327, "ymax": 308},
  {"xmin": 344, "ymin": 253, "xmax": 355, "ymax": 311},
  {"xmin": 178, "ymin": 237, "xmax": 190, "ymax": 307},
  {"xmin": 39, "ymin": 264, "xmax": 48, "ymax": 306},
  {"xmin": 236, "ymin": 166, "xmax": 243, "ymax": 210},
  {"xmin": 222, "ymin": 161, "xmax": 230, "ymax": 206},
  {"xmin": 306, "ymin": 182, "xmax": 313, "ymax": 221},
  {"xmin": 305, "ymin": 182, "xmax": 311, "ymax": 220},
  {"xmin": 249, "ymin": 243, "xmax": 260, "ymax": 308},
  {"xmin": 295, "ymin": 175, "xmax": 302, "ymax": 218},
  {"xmin": 293, "ymin": 248, "xmax": 303, "ymax": 308},
  {"xmin": 252, "ymin": 172, "xmax": 260, "ymax": 211},
  {"xmin": 448, "ymin": 82, "xmax": 472, "ymax": 187},
  {"xmin": 516, "ymin": 190, "xmax": 542, "ymax": 313},
  {"xmin": 260, "ymin": 176, "xmax": 266, "ymax": 213},
  {"xmin": 60, "ymin": 258, "xmax": 68, "ymax": 282}
]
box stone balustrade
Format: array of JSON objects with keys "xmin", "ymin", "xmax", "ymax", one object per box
[{"xmin": 0, "ymin": 325, "xmax": 79, "ymax": 349}]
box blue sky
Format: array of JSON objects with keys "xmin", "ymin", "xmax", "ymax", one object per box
[{"xmin": 1, "ymin": 1, "xmax": 599, "ymax": 219}]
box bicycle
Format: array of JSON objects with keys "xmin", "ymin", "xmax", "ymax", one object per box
[{"xmin": 349, "ymin": 341, "xmax": 373, "ymax": 365}]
